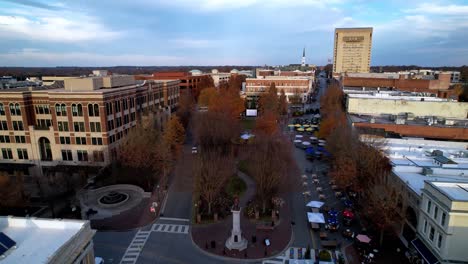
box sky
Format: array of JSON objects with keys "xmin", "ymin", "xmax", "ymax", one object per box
[{"xmin": 0, "ymin": 0, "xmax": 467, "ymax": 67}]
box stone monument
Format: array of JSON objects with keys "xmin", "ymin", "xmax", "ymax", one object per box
[{"xmin": 225, "ymin": 197, "xmax": 248, "ymax": 251}]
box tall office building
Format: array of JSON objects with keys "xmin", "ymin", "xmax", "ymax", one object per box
[{"xmin": 333, "ymin": 27, "xmax": 373, "ymax": 74}]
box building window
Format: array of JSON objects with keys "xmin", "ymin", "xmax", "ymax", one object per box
[
  {"xmin": 36, "ymin": 119, "xmax": 52, "ymax": 128},
  {"xmin": 13, "ymin": 121, "xmax": 24, "ymax": 131},
  {"xmin": 427, "ymin": 200, "xmax": 432, "ymax": 214},
  {"xmin": 72, "ymin": 104, "xmax": 83, "ymax": 116},
  {"xmin": 61, "ymin": 150, "xmax": 73, "ymax": 161},
  {"xmin": 17, "ymin": 149, "xmax": 28, "ymax": 159},
  {"xmin": 106, "ymin": 102, "xmax": 113, "ymax": 115},
  {"xmin": 114, "ymin": 101, "xmax": 121, "ymax": 112},
  {"xmin": 60, "ymin": 136, "xmax": 71, "ymax": 145},
  {"xmin": 116, "ymin": 117, "xmax": 122, "ymax": 127},
  {"xmin": 437, "ymin": 234, "xmax": 443, "ymax": 248},
  {"xmin": 441, "ymin": 213, "xmax": 446, "ymax": 226},
  {"xmin": 429, "ymin": 226, "xmax": 435, "ymax": 241},
  {"xmin": 0, "ymin": 103, "xmax": 5, "ymax": 115},
  {"xmin": 0, "ymin": 121, "xmax": 7, "ymax": 130},
  {"xmin": 93, "ymin": 151, "xmax": 105, "ymax": 162},
  {"xmin": 91, "ymin": 137, "xmax": 103, "ymax": 145},
  {"xmin": 15, "ymin": 136, "xmax": 26, "ymax": 143},
  {"xmin": 107, "ymin": 120, "xmax": 114, "ymax": 130},
  {"xmin": 423, "ymin": 219, "xmax": 428, "ymax": 233},
  {"xmin": 58, "ymin": 121, "xmax": 69, "ymax": 131},
  {"xmin": 124, "ymin": 114, "xmax": 129, "ymax": 124},
  {"xmin": 75, "ymin": 137, "xmax": 87, "ymax": 145},
  {"xmin": 9, "ymin": 103, "xmax": 21, "ymax": 115},
  {"xmin": 130, "ymin": 97, "xmax": 135, "ymax": 108},
  {"xmin": 77, "ymin": 150, "xmax": 88, "ymax": 161},
  {"xmin": 1, "ymin": 148, "xmax": 13, "ymax": 159},
  {"xmin": 0, "ymin": 135, "xmax": 10, "ymax": 143},
  {"xmin": 90, "ymin": 122, "xmax": 101, "ymax": 132},
  {"xmin": 434, "ymin": 206, "xmax": 438, "ymax": 219},
  {"xmin": 73, "ymin": 122, "xmax": 85, "ymax": 132},
  {"xmin": 88, "ymin": 104, "xmax": 100, "ymax": 117},
  {"xmin": 55, "ymin": 103, "xmax": 67, "ymax": 116},
  {"xmin": 35, "ymin": 105, "xmax": 50, "ymax": 115},
  {"xmin": 123, "ymin": 99, "xmax": 128, "ymax": 110}
]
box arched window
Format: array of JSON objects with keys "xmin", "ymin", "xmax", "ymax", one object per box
[
  {"xmin": 61, "ymin": 104, "xmax": 67, "ymax": 116},
  {"xmin": 15, "ymin": 103, "xmax": 21, "ymax": 115},
  {"xmin": 72, "ymin": 104, "xmax": 83, "ymax": 116},
  {"xmin": 8, "ymin": 103, "xmax": 21, "ymax": 115},
  {"xmin": 55, "ymin": 104, "xmax": 61, "ymax": 116},
  {"xmin": 94, "ymin": 104, "xmax": 99, "ymax": 116},
  {"xmin": 0, "ymin": 103, "xmax": 5, "ymax": 116},
  {"xmin": 88, "ymin": 104, "xmax": 93, "ymax": 116}
]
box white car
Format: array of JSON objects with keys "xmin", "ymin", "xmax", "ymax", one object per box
[{"xmin": 191, "ymin": 147, "xmax": 198, "ymax": 154}]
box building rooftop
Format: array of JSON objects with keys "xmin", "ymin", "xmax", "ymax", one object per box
[
  {"xmin": 350, "ymin": 114, "xmax": 468, "ymax": 129},
  {"xmin": 428, "ymin": 182, "xmax": 468, "ymax": 202},
  {"xmin": 0, "ymin": 216, "xmax": 91, "ymax": 264},
  {"xmin": 347, "ymin": 93, "xmax": 449, "ymax": 102},
  {"xmin": 373, "ymin": 138, "xmax": 468, "ymax": 195}
]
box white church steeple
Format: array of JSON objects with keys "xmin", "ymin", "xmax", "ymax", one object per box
[{"xmin": 301, "ymin": 47, "xmax": 306, "ymax": 67}]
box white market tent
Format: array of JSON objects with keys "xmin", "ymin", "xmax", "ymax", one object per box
[
  {"xmin": 294, "ymin": 140, "xmax": 302, "ymax": 143},
  {"xmin": 306, "ymin": 200, "xmax": 324, "ymax": 208},
  {"xmin": 295, "ymin": 135, "xmax": 304, "ymax": 138},
  {"xmin": 302, "ymin": 141, "xmax": 311, "ymax": 146},
  {"xmin": 307, "ymin": 212, "xmax": 325, "ymax": 224}
]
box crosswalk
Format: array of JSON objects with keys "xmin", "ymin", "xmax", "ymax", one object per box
[
  {"xmin": 119, "ymin": 230, "xmax": 151, "ymax": 264},
  {"xmin": 151, "ymin": 223, "xmax": 190, "ymax": 234},
  {"xmin": 119, "ymin": 222, "xmax": 190, "ymax": 264}
]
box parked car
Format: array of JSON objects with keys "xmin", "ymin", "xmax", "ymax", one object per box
[{"xmin": 191, "ymin": 146, "xmax": 198, "ymax": 154}]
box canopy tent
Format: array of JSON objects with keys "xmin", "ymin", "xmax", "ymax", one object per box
[
  {"xmin": 310, "ymin": 136, "xmax": 318, "ymax": 140},
  {"xmin": 294, "ymin": 124, "xmax": 302, "ymax": 127},
  {"xmin": 288, "ymin": 124, "xmax": 295, "ymax": 128},
  {"xmin": 306, "ymin": 128, "xmax": 313, "ymax": 132},
  {"xmin": 318, "ymin": 143, "xmax": 326, "ymax": 147},
  {"xmin": 309, "ymin": 125, "xmax": 318, "ymax": 128},
  {"xmin": 318, "ymin": 139, "xmax": 326, "ymax": 144},
  {"xmin": 241, "ymin": 133, "xmax": 254, "ymax": 140},
  {"xmin": 295, "ymin": 135, "xmax": 303, "ymax": 138},
  {"xmin": 303, "ymin": 124, "xmax": 310, "ymax": 127},
  {"xmin": 297, "ymin": 128, "xmax": 305, "ymax": 132},
  {"xmin": 305, "ymin": 147, "xmax": 315, "ymax": 155},
  {"xmin": 307, "ymin": 212, "xmax": 325, "ymax": 224},
  {"xmin": 314, "ymin": 114, "xmax": 321, "ymax": 118},
  {"xmin": 356, "ymin": 234, "xmax": 371, "ymax": 244},
  {"xmin": 302, "ymin": 141, "xmax": 311, "ymax": 146},
  {"xmin": 343, "ymin": 209, "xmax": 354, "ymax": 219},
  {"xmin": 294, "ymin": 140, "xmax": 302, "ymax": 143},
  {"xmin": 306, "ymin": 200, "xmax": 324, "ymax": 208}
]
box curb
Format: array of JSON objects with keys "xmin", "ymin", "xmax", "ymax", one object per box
[{"xmin": 188, "ymin": 216, "xmax": 294, "ymax": 263}]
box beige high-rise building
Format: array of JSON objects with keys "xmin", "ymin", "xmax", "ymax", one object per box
[{"xmin": 333, "ymin": 27, "xmax": 373, "ymax": 73}]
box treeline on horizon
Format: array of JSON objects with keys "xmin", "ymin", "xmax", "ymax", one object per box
[
  {"xmin": 1, "ymin": 65, "xmax": 467, "ymax": 81},
  {"xmin": 0, "ymin": 66, "xmax": 258, "ymax": 80}
]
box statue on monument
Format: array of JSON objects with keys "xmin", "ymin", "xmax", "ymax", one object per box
[{"xmin": 225, "ymin": 195, "xmax": 248, "ymax": 251}]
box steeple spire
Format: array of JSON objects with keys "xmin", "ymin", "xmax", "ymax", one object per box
[
  {"xmin": 301, "ymin": 46, "xmax": 306, "ymax": 67},
  {"xmin": 303, "ymin": 47, "xmax": 305, "ymax": 57}
]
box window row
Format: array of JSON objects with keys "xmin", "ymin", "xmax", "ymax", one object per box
[
  {"xmin": 61, "ymin": 150, "xmax": 104, "ymax": 162},
  {"xmin": 59, "ymin": 136, "xmax": 103, "ymax": 145},
  {"xmin": 426, "ymin": 200, "xmax": 447, "ymax": 227},
  {"xmin": 1, "ymin": 148, "xmax": 29, "ymax": 160},
  {"xmin": 423, "ymin": 219, "xmax": 444, "ymax": 249},
  {"xmin": 0, "ymin": 135, "xmax": 26, "ymax": 143},
  {"xmin": 55, "ymin": 103, "xmax": 100, "ymax": 117}
]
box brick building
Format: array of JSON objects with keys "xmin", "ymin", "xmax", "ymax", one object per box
[
  {"xmin": 137, "ymin": 71, "xmax": 211, "ymax": 97},
  {"xmin": 0, "ymin": 75, "xmax": 179, "ymax": 197},
  {"xmin": 245, "ymin": 76, "xmax": 313, "ymax": 103},
  {"xmin": 342, "ymin": 73, "xmax": 453, "ymax": 97}
]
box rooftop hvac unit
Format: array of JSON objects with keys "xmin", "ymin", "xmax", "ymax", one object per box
[
  {"xmin": 445, "ymin": 119, "xmax": 455, "ymax": 126},
  {"xmin": 422, "ymin": 167, "xmax": 433, "ymax": 175},
  {"xmin": 406, "ymin": 113, "xmax": 415, "ymax": 121},
  {"xmin": 431, "ymin": 150, "xmax": 443, "ymax": 156}
]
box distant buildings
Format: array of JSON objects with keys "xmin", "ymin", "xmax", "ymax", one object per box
[
  {"xmin": 136, "ymin": 71, "xmax": 209, "ymax": 97},
  {"xmin": 1, "ymin": 76, "xmax": 41, "ymax": 90},
  {"xmin": 0, "ymin": 216, "xmax": 96, "ymax": 264},
  {"xmin": 333, "ymin": 27, "xmax": 373, "ymax": 74},
  {"xmin": 0, "ymin": 73, "xmax": 179, "ymax": 198},
  {"xmin": 245, "ymin": 76, "xmax": 313, "ymax": 104}
]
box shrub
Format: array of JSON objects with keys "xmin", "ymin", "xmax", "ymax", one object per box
[{"xmin": 318, "ymin": 250, "xmax": 332, "ymax": 261}]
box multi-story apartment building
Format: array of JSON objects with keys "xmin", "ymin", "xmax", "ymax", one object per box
[
  {"xmin": 0, "ymin": 75, "xmax": 179, "ymax": 197},
  {"xmin": 138, "ymin": 71, "xmax": 211, "ymax": 97},
  {"xmin": 244, "ymin": 76, "xmax": 313, "ymax": 104},
  {"xmin": 415, "ymin": 181, "xmax": 468, "ymax": 264},
  {"xmin": 333, "ymin": 27, "xmax": 373, "ymax": 74}
]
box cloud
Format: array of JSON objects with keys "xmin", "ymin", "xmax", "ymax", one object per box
[
  {"xmin": 405, "ymin": 3, "xmax": 468, "ymax": 15},
  {"xmin": 0, "ymin": 0, "xmax": 61, "ymax": 10},
  {"xmin": 0, "ymin": 49, "xmax": 259, "ymax": 66},
  {"xmin": 169, "ymin": 38, "xmax": 220, "ymax": 48},
  {"xmin": 153, "ymin": 0, "xmax": 346, "ymax": 12}
]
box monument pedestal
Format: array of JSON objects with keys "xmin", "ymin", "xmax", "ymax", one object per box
[{"xmin": 225, "ymin": 208, "xmax": 248, "ymax": 251}]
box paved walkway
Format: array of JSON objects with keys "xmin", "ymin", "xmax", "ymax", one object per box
[{"xmin": 191, "ymin": 171, "xmax": 292, "ymax": 260}]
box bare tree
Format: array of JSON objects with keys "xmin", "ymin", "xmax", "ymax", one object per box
[{"xmin": 194, "ymin": 149, "xmax": 235, "ymax": 215}]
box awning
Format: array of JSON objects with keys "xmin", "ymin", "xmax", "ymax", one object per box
[
  {"xmin": 411, "ymin": 238, "xmax": 440, "ymax": 264},
  {"xmin": 306, "ymin": 200, "xmax": 324, "ymax": 208},
  {"xmin": 307, "ymin": 212, "xmax": 325, "ymax": 224}
]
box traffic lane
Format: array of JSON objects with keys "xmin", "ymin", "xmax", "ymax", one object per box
[
  {"xmin": 289, "ymin": 191, "xmax": 313, "ymax": 248},
  {"xmin": 93, "ymin": 230, "xmax": 137, "ymax": 264},
  {"xmin": 161, "ymin": 191, "xmax": 192, "ymax": 219},
  {"xmin": 137, "ymin": 232, "xmax": 239, "ymax": 264}
]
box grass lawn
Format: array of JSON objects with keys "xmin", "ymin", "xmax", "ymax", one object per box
[
  {"xmin": 241, "ymin": 118, "xmax": 256, "ymax": 130},
  {"xmin": 226, "ymin": 174, "xmax": 247, "ymax": 198}
]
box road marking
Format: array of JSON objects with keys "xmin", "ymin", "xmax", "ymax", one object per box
[
  {"xmin": 151, "ymin": 223, "xmax": 189, "ymax": 234},
  {"xmin": 119, "ymin": 229, "xmax": 152, "ymax": 264},
  {"xmin": 159, "ymin": 217, "xmax": 190, "ymax": 222}
]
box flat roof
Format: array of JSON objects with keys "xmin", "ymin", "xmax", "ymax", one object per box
[
  {"xmin": 428, "ymin": 182, "xmax": 468, "ymax": 201},
  {"xmin": 347, "ymin": 93, "xmax": 448, "ymax": 102},
  {"xmin": 0, "ymin": 216, "xmax": 88, "ymax": 264}
]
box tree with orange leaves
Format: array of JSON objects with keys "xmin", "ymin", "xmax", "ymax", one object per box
[
  {"xmin": 279, "ymin": 89, "xmax": 288, "ymax": 115},
  {"xmin": 255, "ymin": 111, "xmax": 279, "ymax": 135},
  {"xmin": 209, "ymin": 85, "xmax": 245, "ymax": 120},
  {"xmin": 163, "ymin": 116, "xmax": 185, "ymax": 157},
  {"xmin": 258, "ymin": 83, "xmax": 279, "ymax": 114},
  {"xmin": 198, "ymin": 87, "xmax": 218, "ymax": 107}
]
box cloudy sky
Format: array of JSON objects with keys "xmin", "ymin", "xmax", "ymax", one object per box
[{"xmin": 0, "ymin": 0, "xmax": 467, "ymax": 66}]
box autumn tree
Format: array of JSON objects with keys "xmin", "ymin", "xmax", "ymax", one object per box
[
  {"xmin": 249, "ymin": 136, "xmax": 290, "ymax": 213},
  {"xmin": 198, "ymin": 87, "xmax": 218, "ymax": 107},
  {"xmin": 209, "ymin": 84, "xmax": 245, "ymax": 120},
  {"xmin": 194, "ymin": 75, "xmax": 215, "ymax": 100},
  {"xmin": 255, "ymin": 110, "xmax": 279, "ymax": 136},
  {"xmin": 0, "ymin": 173, "xmax": 25, "ymax": 207},
  {"xmin": 163, "ymin": 116, "xmax": 185, "ymax": 157},
  {"xmin": 228, "ymin": 74, "xmax": 246, "ymax": 91},
  {"xmin": 194, "ymin": 111, "xmax": 240, "ymax": 153},
  {"xmin": 194, "ymin": 149, "xmax": 235, "ymax": 215},
  {"xmin": 258, "ymin": 83, "xmax": 279, "ymax": 114},
  {"xmin": 279, "ymin": 89, "xmax": 288, "ymax": 115},
  {"xmin": 176, "ymin": 91, "xmax": 194, "ymax": 129}
]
